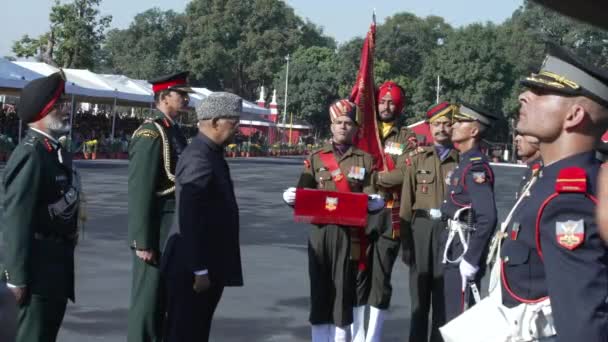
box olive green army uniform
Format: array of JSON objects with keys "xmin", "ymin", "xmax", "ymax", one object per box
[
  {"xmin": 297, "ymin": 144, "xmax": 374, "ymax": 326},
  {"xmin": 2, "ymin": 129, "xmax": 80, "ymax": 342},
  {"xmin": 355, "ymin": 125, "xmax": 417, "ymax": 309},
  {"xmin": 399, "ymin": 146, "xmax": 458, "ymax": 342},
  {"xmin": 127, "ymin": 110, "xmax": 187, "ymax": 342}
]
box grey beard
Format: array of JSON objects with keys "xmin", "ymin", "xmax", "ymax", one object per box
[{"xmin": 47, "ymin": 117, "xmax": 71, "ymax": 136}]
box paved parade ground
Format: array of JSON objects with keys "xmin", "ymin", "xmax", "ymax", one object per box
[{"xmin": 0, "ymin": 157, "xmax": 524, "ymax": 341}]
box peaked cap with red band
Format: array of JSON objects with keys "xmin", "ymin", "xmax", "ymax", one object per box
[
  {"xmin": 377, "ymin": 81, "xmax": 405, "ymax": 114},
  {"xmin": 149, "ymin": 71, "xmax": 194, "ymax": 94},
  {"xmin": 329, "ymin": 99, "xmax": 357, "ymax": 123},
  {"xmin": 426, "ymin": 101, "xmax": 457, "ymax": 123},
  {"xmin": 18, "ymin": 72, "xmax": 66, "ymax": 124}
]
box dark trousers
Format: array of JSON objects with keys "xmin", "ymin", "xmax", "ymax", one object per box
[
  {"xmin": 408, "ymin": 216, "xmax": 445, "ymax": 342},
  {"xmin": 127, "ymin": 254, "xmax": 166, "ymax": 342},
  {"xmin": 308, "ymin": 225, "xmax": 355, "ymax": 327},
  {"xmin": 356, "ymin": 209, "xmax": 400, "ymax": 309},
  {"xmin": 165, "ymin": 270, "xmax": 224, "ymax": 342},
  {"xmin": 355, "ymin": 236, "xmax": 400, "ymax": 309},
  {"xmin": 16, "ymin": 294, "xmax": 67, "ymax": 342},
  {"xmin": 442, "ymin": 265, "xmax": 481, "ymax": 323}
]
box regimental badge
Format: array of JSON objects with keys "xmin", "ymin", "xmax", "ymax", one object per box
[
  {"xmin": 472, "ymin": 172, "xmax": 487, "ymax": 184},
  {"xmin": 445, "ymin": 170, "xmax": 454, "ymax": 185},
  {"xmin": 325, "ymin": 196, "xmax": 338, "ymax": 211},
  {"xmin": 556, "ymin": 220, "xmax": 585, "ymax": 250},
  {"xmin": 384, "ymin": 142, "xmax": 404, "ymax": 155},
  {"xmin": 331, "ymin": 169, "xmax": 343, "ymax": 182},
  {"xmin": 348, "ymin": 166, "xmax": 366, "ymax": 180}
]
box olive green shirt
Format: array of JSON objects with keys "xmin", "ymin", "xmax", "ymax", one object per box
[
  {"xmin": 297, "ymin": 143, "xmax": 375, "ymax": 195},
  {"xmin": 2, "ymin": 129, "xmax": 79, "ymax": 299},
  {"xmin": 127, "ymin": 110, "xmax": 185, "ymax": 252},
  {"xmin": 375, "ymin": 125, "xmax": 418, "ymax": 192},
  {"xmin": 399, "ymin": 145, "xmax": 459, "ymax": 223}
]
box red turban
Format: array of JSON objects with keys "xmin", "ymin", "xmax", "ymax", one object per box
[{"xmin": 377, "ymin": 81, "xmax": 405, "ymax": 114}]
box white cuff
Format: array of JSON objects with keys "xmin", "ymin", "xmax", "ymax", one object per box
[
  {"xmin": 194, "ymin": 269, "xmax": 208, "ymax": 276},
  {"xmin": 6, "ymin": 283, "xmax": 24, "ymax": 288}
]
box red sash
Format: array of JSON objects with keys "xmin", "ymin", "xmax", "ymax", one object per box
[{"xmin": 318, "ymin": 151, "xmax": 369, "ymax": 271}]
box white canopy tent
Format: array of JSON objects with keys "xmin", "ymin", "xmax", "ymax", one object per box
[
  {"xmin": 188, "ymin": 87, "xmax": 271, "ymax": 115},
  {"xmin": 0, "ymin": 59, "xmax": 272, "ymax": 143}
]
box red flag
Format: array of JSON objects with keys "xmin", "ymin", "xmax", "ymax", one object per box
[{"xmin": 349, "ymin": 20, "xmax": 386, "ymax": 171}]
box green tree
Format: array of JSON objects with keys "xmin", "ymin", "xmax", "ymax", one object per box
[
  {"xmin": 273, "ymin": 46, "xmax": 339, "ymax": 136},
  {"xmin": 413, "ymin": 23, "xmax": 512, "ymax": 125},
  {"xmin": 100, "ymin": 8, "xmax": 186, "ymax": 78},
  {"xmin": 376, "ymin": 13, "xmax": 452, "ymax": 79},
  {"xmin": 496, "ymin": 0, "xmax": 608, "ymax": 114},
  {"xmin": 179, "ymin": 0, "xmax": 335, "ymax": 100},
  {"xmin": 335, "ymin": 37, "xmax": 364, "ymax": 98},
  {"xmin": 12, "ymin": 0, "xmax": 111, "ymax": 69}
]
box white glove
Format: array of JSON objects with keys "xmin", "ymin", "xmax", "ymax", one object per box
[
  {"xmin": 282, "ymin": 187, "xmax": 296, "ymax": 206},
  {"xmin": 367, "ymin": 194, "xmax": 385, "ymax": 212},
  {"xmin": 459, "ymin": 258, "xmax": 479, "ymax": 290}
]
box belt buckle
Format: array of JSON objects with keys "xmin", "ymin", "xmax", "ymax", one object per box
[{"xmin": 429, "ymin": 209, "xmax": 442, "ymax": 219}]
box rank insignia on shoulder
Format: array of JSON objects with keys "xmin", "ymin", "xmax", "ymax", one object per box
[
  {"xmin": 135, "ymin": 129, "xmax": 159, "ymax": 139},
  {"xmin": 304, "ymin": 159, "xmax": 311, "ymax": 170},
  {"xmin": 556, "ymin": 219, "xmax": 584, "ymax": 250},
  {"xmin": 472, "ymin": 171, "xmax": 487, "ymax": 184},
  {"xmin": 347, "ymin": 166, "xmax": 365, "ymax": 180}
]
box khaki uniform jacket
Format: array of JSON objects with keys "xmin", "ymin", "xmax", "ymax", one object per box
[
  {"xmin": 297, "ymin": 144, "xmax": 375, "ymax": 194},
  {"xmin": 399, "ymin": 146, "xmax": 459, "ymax": 224}
]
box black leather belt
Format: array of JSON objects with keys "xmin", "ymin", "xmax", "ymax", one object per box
[
  {"xmin": 34, "ymin": 232, "xmax": 77, "ymax": 243},
  {"xmin": 414, "ymin": 208, "xmax": 442, "ymax": 220}
]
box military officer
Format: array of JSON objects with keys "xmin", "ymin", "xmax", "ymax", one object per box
[
  {"xmin": 400, "ymin": 102, "xmax": 459, "ymax": 342},
  {"xmin": 514, "ymin": 133, "xmax": 542, "ymax": 199},
  {"xmin": 497, "ymin": 46, "xmax": 608, "ymax": 341},
  {"xmin": 439, "ymin": 103, "xmax": 499, "ymax": 322},
  {"xmin": 127, "ymin": 71, "xmax": 193, "ymax": 342},
  {"xmin": 283, "ymin": 100, "xmax": 382, "ymax": 342},
  {"xmin": 2, "ymin": 71, "xmax": 81, "ymax": 342},
  {"xmin": 352, "ymin": 81, "xmax": 418, "ymax": 342}
]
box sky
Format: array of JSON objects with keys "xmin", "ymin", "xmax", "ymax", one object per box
[{"xmin": 0, "ymin": 0, "xmax": 523, "ymax": 58}]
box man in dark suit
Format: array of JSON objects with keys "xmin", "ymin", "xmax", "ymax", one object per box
[{"xmin": 162, "ymin": 92, "xmax": 244, "ymax": 342}]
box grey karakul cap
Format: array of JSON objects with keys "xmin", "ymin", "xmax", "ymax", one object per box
[{"xmin": 196, "ymin": 92, "xmax": 243, "ymax": 120}]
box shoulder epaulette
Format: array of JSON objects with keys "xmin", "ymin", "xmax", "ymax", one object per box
[
  {"xmin": 23, "ymin": 135, "xmax": 37, "ymax": 146},
  {"xmin": 134, "ymin": 128, "xmax": 160, "ymax": 139},
  {"xmin": 555, "ymin": 167, "xmax": 587, "ymax": 193},
  {"xmin": 469, "ymin": 156, "xmax": 484, "ymax": 164}
]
